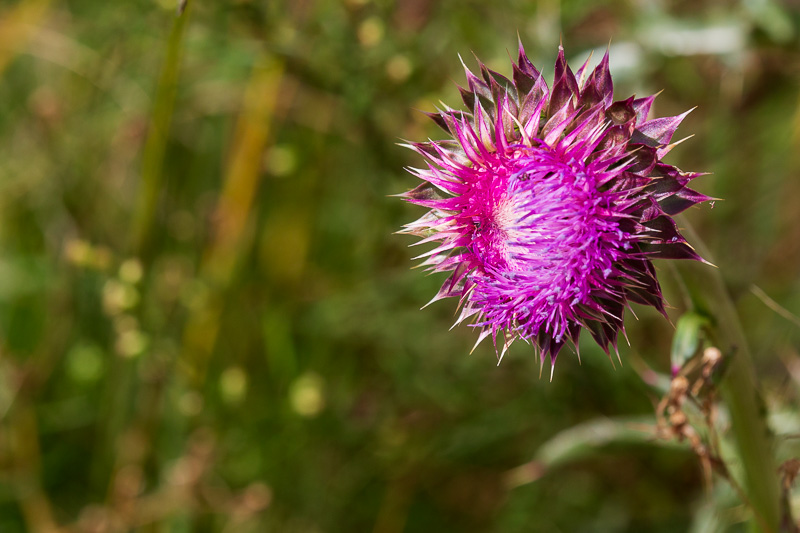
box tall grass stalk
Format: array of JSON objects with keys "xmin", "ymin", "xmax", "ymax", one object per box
[{"xmin": 131, "ymin": 1, "xmax": 192, "ymax": 257}]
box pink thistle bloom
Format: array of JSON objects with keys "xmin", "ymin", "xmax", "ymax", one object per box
[{"xmin": 399, "ymin": 43, "xmax": 710, "ymax": 378}]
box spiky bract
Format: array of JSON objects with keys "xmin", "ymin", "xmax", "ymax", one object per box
[{"xmin": 399, "ymin": 43, "xmax": 710, "ymax": 377}]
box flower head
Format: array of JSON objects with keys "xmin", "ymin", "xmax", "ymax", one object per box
[{"xmin": 399, "ymin": 43, "xmax": 710, "ymax": 377}]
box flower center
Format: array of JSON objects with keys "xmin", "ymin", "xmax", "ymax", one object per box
[{"xmin": 469, "ymin": 146, "xmax": 625, "ymax": 341}]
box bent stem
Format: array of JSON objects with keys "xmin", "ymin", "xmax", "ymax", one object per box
[{"xmin": 673, "ymin": 217, "xmax": 780, "ymax": 532}]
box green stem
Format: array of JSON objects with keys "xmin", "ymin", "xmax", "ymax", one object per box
[
  {"xmin": 674, "ymin": 217, "xmax": 780, "ymax": 532},
  {"xmin": 130, "ymin": 1, "xmax": 192, "ymax": 257}
]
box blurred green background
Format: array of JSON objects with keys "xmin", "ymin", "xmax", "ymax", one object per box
[{"xmin": 0, "ymin": 0, "xmax": 799, "ymax": 531}]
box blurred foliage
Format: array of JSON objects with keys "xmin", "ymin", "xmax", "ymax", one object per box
[{"xmin": 0, "ymin": 0, "xmax": 799, "ymax": 531}]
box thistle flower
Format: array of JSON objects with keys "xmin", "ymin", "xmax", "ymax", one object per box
[{"xmin": 399, "ymin": 43, "xmax": 710, "ymax": 378}]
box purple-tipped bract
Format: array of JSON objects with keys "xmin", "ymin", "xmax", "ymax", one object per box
[{"xmin": 399, "ymin": 43, "xmax": 710, "ymax": 377}]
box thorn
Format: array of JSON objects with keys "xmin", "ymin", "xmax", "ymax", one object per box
[
  {"xmin": 672, "ymin": 133, "xmax": 695, "ymax": 146},
  {"xmin": 607, "ymin": 349, "xmax": 617, "ymax": 370},
  {"xmin": 621, "ymin": 326, "xmax": 631, "ymax": 347},
  {"xmin": 420, "ymin": 294, "xmax": 441, "ymax": 309}
]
